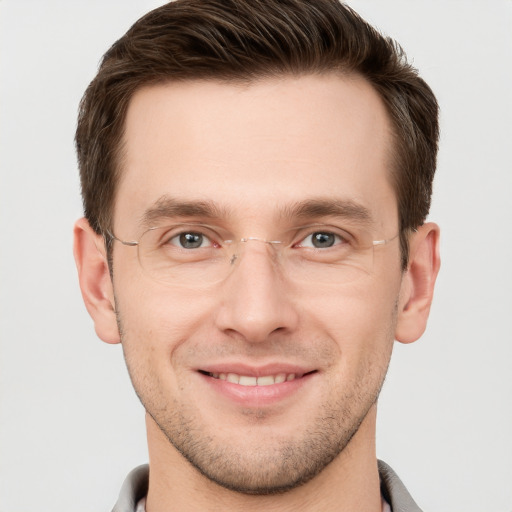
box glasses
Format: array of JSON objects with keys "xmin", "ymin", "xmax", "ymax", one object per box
[{"xmin": 107, "ymin": 223, "xmax": 398, "ymax": 288}]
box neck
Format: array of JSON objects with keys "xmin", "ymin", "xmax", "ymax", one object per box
[{"xmin": 144, "ymin": 407, "xmax": 382, "ymax": 512}]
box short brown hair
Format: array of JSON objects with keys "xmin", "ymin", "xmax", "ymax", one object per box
[{"xmin": 76, "ymin": 0, "xmax": 439, "ymax": 268}]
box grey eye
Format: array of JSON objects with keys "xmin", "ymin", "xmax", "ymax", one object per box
[
  {"xmin": 311, "ymin": 232, "xmax": 336, "ymax": 248},
  {"xmin": 177, "ymin": 232, "xmax": 206, "ymax": 249}
]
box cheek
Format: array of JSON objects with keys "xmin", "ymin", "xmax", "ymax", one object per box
[
  {"xmin": 113, "ymin": 280, "xmax": 217, "ymax": 375},
  {"xmin": 308, "ymin": 277, "xmax": 400, "ymax": 367}
]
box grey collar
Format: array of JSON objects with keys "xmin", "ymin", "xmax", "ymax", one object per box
[{"xmin": 378, "ymin": 460, "xmax": 423, "ymax": 512}]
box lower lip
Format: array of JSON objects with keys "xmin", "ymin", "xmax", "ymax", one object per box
[{"xmin": 199, "ymin": 372, "xmax": 316, "ymax": 407}]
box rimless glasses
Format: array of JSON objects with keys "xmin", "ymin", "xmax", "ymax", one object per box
[{"xmin": 106, "ymin": 222, "xmax": 398, "ymax": 288}]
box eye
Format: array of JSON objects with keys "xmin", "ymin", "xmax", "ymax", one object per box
[
  {"xmin": 170, "ymin": 231, "xmax": 213, "ymax": 249},
  {"xmin": 298, "ymin": 231, "xmax": 346, "ymax": 249}
]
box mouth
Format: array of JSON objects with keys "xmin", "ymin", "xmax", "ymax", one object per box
[
  {"xmin": 198, "ymin": 370, "xmax": 317, "ymax": 386},
  {"xmin": 197, "ymin": 367, "xmax": 318, "ymax": 406}
]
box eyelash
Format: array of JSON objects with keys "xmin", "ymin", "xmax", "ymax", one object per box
[{"xmin": 294, "ymin": 232, "xmax": 347, "ymax": 249}]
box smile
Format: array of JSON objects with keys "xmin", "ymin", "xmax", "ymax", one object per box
[
  {"xmin": 202, "ymin": 371, "xmax": 302, "ymax": 386},
  {"xmin": 197, "ymin": 368, "xmax": 318, "ymax": 405}
]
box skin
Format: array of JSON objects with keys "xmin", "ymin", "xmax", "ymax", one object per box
[{"xmin": 74, "ymin": 74, "xmax": 440, "ymax": 511}]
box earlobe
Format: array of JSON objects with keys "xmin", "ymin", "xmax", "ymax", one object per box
[
  {"xmin": 395, "ymin": 222, "xmax": 441, "ymax": 344},
  {"xmin": 73, "ymin": 218, "xmax": 121, "ymax": 344}
]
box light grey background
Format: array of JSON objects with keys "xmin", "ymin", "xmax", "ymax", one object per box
[{"xmin": 1, "ymin": 1, "xmax": 511, "ymax": 511}]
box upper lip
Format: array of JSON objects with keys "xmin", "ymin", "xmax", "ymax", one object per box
[{"xmin": 196, "ymin": 362, "xmax": 317, "ymax": 377}]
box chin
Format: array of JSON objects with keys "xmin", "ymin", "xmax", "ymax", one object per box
[{"xmin": 149, "ymin": 393, "xmax": 372, "ymax": 496}]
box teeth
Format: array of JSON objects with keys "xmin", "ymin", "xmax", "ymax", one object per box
[
  {"xmin": 227, "ymin": 373, "xmax": 239, "ymax": 384},
  {"xmin": 256, "ymin": 375, "xmax": 275, "ymax": 386},
  {"xmin": 207, "ymin": 372, "xmax": 299, "ymax": 386},
  {"xmin": 239, "ymin": 376, "xmax": 257, "ymax": 386}
]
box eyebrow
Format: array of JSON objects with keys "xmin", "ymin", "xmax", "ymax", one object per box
[
  {"xmin": 140, "ymin": 196, "xmax": 230, "ymax": 228},
  {"xmin": 140, "ymin": 196, "xmax": 373, "ymax": 228},
  {"xmin": 281, "ymin": 198, "xmax": 374, "ymax": 226}
]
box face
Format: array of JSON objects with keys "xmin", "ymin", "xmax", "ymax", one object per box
[{"xmin": 111, "ymin": 75, "xmax": 403, "ymax": 493}]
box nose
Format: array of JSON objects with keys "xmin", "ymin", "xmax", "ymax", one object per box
[{"xmin": 214, "ymin": 240, "xmax": 299, "ymax": 343}]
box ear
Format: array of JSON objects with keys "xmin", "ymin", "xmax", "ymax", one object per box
[
  {"xmin": 73, "ymin": 218, "xmax": 121, "ymax": 344},
  {"xmin": 395, "ymin": 222, "xmax": 441, "ymax": 344}
]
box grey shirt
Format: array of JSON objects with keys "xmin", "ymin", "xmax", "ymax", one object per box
[{"xmin": 112, "ymin": 460, "xmax": 422, "ymax": 512}]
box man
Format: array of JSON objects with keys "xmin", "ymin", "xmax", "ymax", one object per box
[{"xmin": 73, "ymin": 0, "xmax": 440, "ymax": 510}]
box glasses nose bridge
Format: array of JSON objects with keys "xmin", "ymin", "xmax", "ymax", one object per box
[{"xmin": 226, "ymin": 237, "xmax": 284, "ymax": 267}]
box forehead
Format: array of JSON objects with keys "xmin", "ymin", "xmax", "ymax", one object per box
[{"xmin": 115, "ymin": 74, "xmax": 397, "ymax": 233}]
